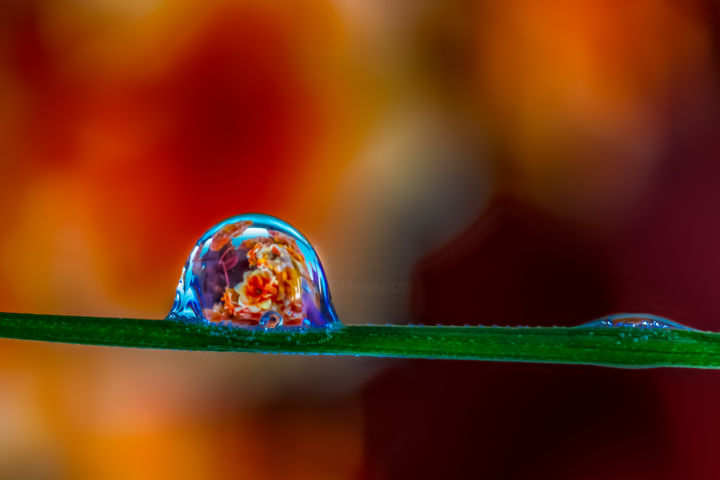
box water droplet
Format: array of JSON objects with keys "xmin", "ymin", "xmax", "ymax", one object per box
[
  {"xmin": 167, "ymin": 214, "xmax": 341, "ymax": 329},
  {"xmin": 259, "ymin": 311, "xmax": 283, "ymax": 328},
  {"xmin": 579, "ymin": 313, "xmax": 692, "ymax": 330}
]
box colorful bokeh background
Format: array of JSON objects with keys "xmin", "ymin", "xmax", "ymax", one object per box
[{"xmin": 2, "ymin": 0, "xmax": 720, "ymax": 478}]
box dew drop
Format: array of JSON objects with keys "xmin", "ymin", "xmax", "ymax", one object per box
[
  {"xmin": 579, "ymin": 313, "xmax": 692, "ymax": 330},
  {"xmin": 167, "ymin": 214, "xmax": 341, "ymax": 329},
  {"xmin": 259, "ymin": 311, "xmax": 283, "ymax": 328}
]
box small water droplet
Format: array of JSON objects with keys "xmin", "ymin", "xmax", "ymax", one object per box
[
  {"xmin": 166, "ymin": 214, "xmax": 341, "ymax": 329},
  {"xmin": 578, "ymin": 313, "xmax": 692, "ymax": 330},
  {"xmin": 259, "ymin": 311, "xmax": 283, "ymax": 328}
]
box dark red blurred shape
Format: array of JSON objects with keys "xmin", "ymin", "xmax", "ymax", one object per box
[
  {"xmin": 361, "ymin": 195, "xmax": 720, "ymax": 479},
  {"xmin": 410, "ymin": 197, "xmax": 613, "ymax": 328}
]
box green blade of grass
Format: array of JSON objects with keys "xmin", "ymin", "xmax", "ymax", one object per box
[{"xmin": 1, "ymin": 312, "xmax": 720, "ymax": 369}]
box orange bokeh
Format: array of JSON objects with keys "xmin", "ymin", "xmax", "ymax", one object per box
[{"xmin": 1, "ymin": 0, "xmax": 719, "ymax": 478}]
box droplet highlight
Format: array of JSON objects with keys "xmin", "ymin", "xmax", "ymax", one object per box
[
  {"xmin": 167, "ymin": 214, "xmax": 340, "ymax": 329},
  {"xmin": 580, "ymin": 313, "xmax": 692, "ymax": 330}
]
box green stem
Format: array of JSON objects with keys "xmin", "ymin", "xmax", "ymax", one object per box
[{"xmin": 1, "ymin": 312, "xmax": 719, "ymax": 369}]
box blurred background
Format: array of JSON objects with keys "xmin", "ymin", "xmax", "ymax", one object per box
[{"xmin": 1, "ymin": 0, "xmax": 720, "ymax": 478}]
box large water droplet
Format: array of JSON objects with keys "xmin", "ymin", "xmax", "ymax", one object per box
[
  {"xmin": 580, "ymin": 313, "xmax": 692, "ymax": 330},
  {"xmin": 167, "ymin": 214, "xmax": 340, "ymax": 328}
]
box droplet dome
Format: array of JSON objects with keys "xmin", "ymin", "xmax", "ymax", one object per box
[
  {"xmin": 167, "ymin": 214, "xmax": 340, "ymax": 328},
  {"xmin": 580, "ymin": 313, "xmax": 692, "ymax": 330}
]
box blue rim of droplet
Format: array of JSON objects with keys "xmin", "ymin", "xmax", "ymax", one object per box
[
  {"xmin": 167, "ymin": 213, "xmax": 341, "ymax": 328},
  {"xmin": 578, "ymin": 312, "xmax": 693, "ymax": 330}
]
